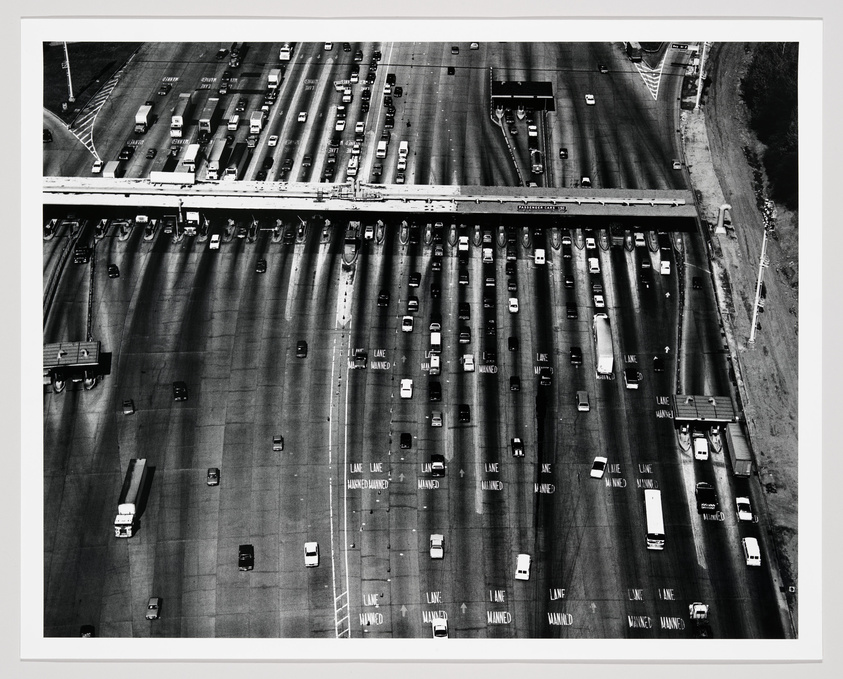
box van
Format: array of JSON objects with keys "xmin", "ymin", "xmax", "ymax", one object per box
[
  {"xmin": 228, "ymin": 115, "xmax": 239, "ymax": 131},
  {"xmin": 347, "ymin": 156, "xmax": 358, "ymax": 177},
  {"xmin": 429, "ymin": 354, "xmax": 440, "ymax": 375},
  {"xmin": 576, "ymin": 391, "xmax": 590, "ymax": 412},
  {"xmin": 634, "ymin": 232, "xmax": 646, "ymax": 247},
  {"xmin": 535, "ymin": 248, "xmax": 546, "ymax": 265},
  {"xmin": 742, "ymin": 537, "xmax": 761, "ymax": 567},
  {"xmin": 588, "ymin": 257, "xmax": 600, "ymax": 274},
  {"xmin": 660, "ymin": 260, "xmax": 671, "ymax": 275},
  {"xmin": 398, "ymin": 140, "xmax": 409, "ymax": 158},
  {"xmin": 482, "ymin": 247, "xmax": 493, "ymax": 263},
  {"xmin": 430, "ymin": 332, "xmax": 441, "ymax": 354},
  {"xmin": 376, "ymin": 140, "xmax": 388, "ymax": 158},
  {"xmin": 515, "ymin": 553, "xmax": 531, "ymax": 580},
  {"xmin": 692, "ymin": 434, "xmax": 709, "ymax": 461}
]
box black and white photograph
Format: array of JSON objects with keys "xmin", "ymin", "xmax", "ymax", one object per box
[{"xmin": 22, "ymin": 10, "xmax": 825, "ymax": 667}]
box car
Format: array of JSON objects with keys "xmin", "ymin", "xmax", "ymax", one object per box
[
  {"xmin": 430, "ymin": 534, "xmax": 444, "ymax": 559},
  {"xmin": 430, "ymin": 410, "xmax": 443, "ymax": 427},
  {"xmin": 567, "ymin": 346, "xmax": 583, "ymax": 366},
  {"xmin": 511, "ymin": 438, "xmax": 524, "ymax": 457},
  {"xmin": 335, "ymin": 119, "xmax": 346, "ymax": 132},
  {"xmin": 282, "ymin": 158, "xmax": 293, "ymax": 172},
  {"xmin": 296, "ymin": 341, "xmax": 308, "ymax": 358},
  {"xmin": 91, "ymin": 159, "xmax": 104, "ymax": 174},
  {"xmin": 400, "ymin": 378, "xmax": 413, "ymax": 399},
  {"xmin": 268, "ymin": 135, "xmax": 279, "ymax": 147},
  {"xmin": 430, "ymin": 454, "xmax": 445, "ymax": 476},
  {"xmin": 236, "ymin": 98, "xmax": 247, "ymax": 112},
  {"xmin": 238, "ymin": 544, "xmax": 254, "ymax": 571},
  {"xmin": 107, "ymin": 264, "xmax": 120, "ymax": 278},
  {"xmin": 304, "ymin": 541, "xmax": 320, "ymax": 567},
  {"xmin": 672, "ymin": 159, "xmax": 683, "ymax": 170},
  {"xmin": 639, "ymin": 273, "xmax": 651, "ymax": 289},
  {"xmin": 594, "ymin": 294, "xmax": 605, "ymax": 308},
  {"xmin": 396, "ymin": 432, "xmax": 412, "ymax": 450},
  {"xmin": 585, "ymin": 94, "xmax": 596, "ymax": 105},
  {"xmin": 653, "ymin": 356, "xmax": 664, "ymax": 372},
  {"xmin": 324, "ymin": 42, "xmax": 333, "ymax": 50},
  {"xmin": 120, "ymin": 399, "xmax": 135, "ymax": 416},
  {"xmin": 216, "ymin": 48, "xmax": 228, "ymax": 60},
  {"xmin": 508, "ymin": 298, "xmax": 519, "ymax": 313},
  {"xmin": 297, "ymin": 111, "xmax": 308, "ymax": 123},
  {"xmin": 79, "ymin": 624, "xmax": 95, "ymax": 637},
  {"xmin": 172, "ymin": 381, "xmax": 188, "ymax": 401},
  {"xmin": 623, "ymin": 368, "xmax": 641, "ymax": 389},
  {"xmin": 432, "ymin": 617, "xmax": 448, "ymax": 638},
  {"xmin": 459, "ymin": 327, "xmax": 471, "ymax": 344},
  {"xmin": 353, "ymin": 121, "xmax": 366, "ymax": 135},
  {"xmin": 590, "ymin": 456, "xmax": 608, "ymax": 479},
  {"xmin": 461, "ymin": 354, "xmax": 475, "ymax": 372},
  {"xmin": 456, "ymin": 270, "xmax": 469, "ymax": 286},
  {"xmin": 395, "ymin": 172, "xmax": 406, "ymax": 184},
  {"xmin": 598, "ymin": 64, "xmax": 609, "ymax": 74},
  {"xmin": 377, "ymin": 290, "xmax": 389, "ymax": 307},
  {"xmin": 431, "ymin": 284, "xmax": 440, "ymax": 298},
  {"xmin": 256, "ymin": 169, "xmax": 268, "ymax": 181},
  {"xmin": 260, "ymin": 156, "xmax": 275, "ymax": 171},
  {"xmin": 485, "ymin": 320, "xmax": 497, "ymax": 337},
  {"xmin": 354, "ymin": 49, "xmax": 363, "ymax": 61},
  {"xmin": 206, "ymin": 467, "xmax": 220, "ymax": 486},
  {"xmin": 145, "ymin": 597, "xmax": 161, "ymax": 620},
  {"xmin": 118, "ymin": 146, "xmax": 135, "ymax": 161},
  {"xmin": 508, "ymin": 336, "xmax": 519, "ymax": 353},
  {"xmin": 402, "ymin": 315, "xmax": 414, "ymax": 333},
  {"xmin": 566, "ymin": 302, "xmax": 578, "ymax": 319},
  {"xmin": 394, "ymin": 86, "xmax": 403, "ymax": 97},
  {"xmin": 428, "ymin": 382, "xmax": 442, "ymax": 402},
  {"xmin": 343, "ymin": 42, "xmax": 351, "ymax": 51},
  {"xmin": 145, "ymin": 148, "xmax": 157, "ymax": 160},
  {"xmin": 515, "ymin": 554, "xmax": 531, "ymax": 581},
  {"xmin": 256, "ymin": 259, "xmax": 267, "ymax": 274},
  {"xmin": 736, "ymin": 497, "xmax": 753, "ymax": 522},
  {"xmin": 407, "ymin": 296, "xmax": 419, "ymax": 313},
  {"xmin": 581, "ymin": 176, "xmax": 592, "ymax": 188},
  {"xmin": 272, "ymin": 435, "xmax": 284, "ymax": 452},
  {"xmin": 458, "ymin": 404, "xmax": 470, "ymax": 423},
  {"xmin": 157, "ymin": 83, "xmax": 171, "ymax": 96},
  {"xmin": 559, "ymin": 147, "xmax": 568, "ymax": 159},
  {"xmin": 483, "ymin": 293, "xmax": 495, "ymax": 309},
  {"xmin": 564, "ymin": 275, "xmax": 575, "ymax": 289},
  {"xmin": 383, "ymin": 95, "xmax": 393, "ymax": 107},
  {"xmin": 693, "ymin": 276, "xmax": 703, "ymax": 290},
  {"xmin": 510, "ymin": 375, "xmax": 521, "ymax": 392},
  {"xmin": 693, "ymin": 433, "xmax": 709, "ymax": 460},
  {"xmin": 351, "ymin": 142, "xmax": 361, "ymax": 156},
  {"xmin": 585, "ymin": 236, "xmax": 596, "ymax": 250}
]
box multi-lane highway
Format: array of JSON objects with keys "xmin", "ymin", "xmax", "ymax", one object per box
[{"xmin": 42, "ymin": 42, "xmax": 789, "ymax": 640}]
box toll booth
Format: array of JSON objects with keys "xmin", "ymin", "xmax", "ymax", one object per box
[{"xmin": 43, "ymin": 341, "xmax": 101, "ymax": 392}]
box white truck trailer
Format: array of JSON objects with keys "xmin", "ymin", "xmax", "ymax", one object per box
[
  {"xmin": 134, "ymin": 104, "xmax": 152, "ymax": 134},
  {"xmin": 114, "ymin": 458, "xmax": 148, "ymax": 538}
]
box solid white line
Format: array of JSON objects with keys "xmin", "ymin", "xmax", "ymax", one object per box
[
  {"xmin": 343, "ymin": 309, "xmax": 352, "ymax": 637},
  {"xmin": 328, "ymin": 334, "xmax": 338, "ymax": 637}
]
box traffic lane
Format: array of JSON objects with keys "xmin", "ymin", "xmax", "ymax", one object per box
[{"xmin": 43, "ymin": 235, "xmax": 91, "ymax": 343}]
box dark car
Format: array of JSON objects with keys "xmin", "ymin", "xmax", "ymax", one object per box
[
  {"xmin": 598, "ymin": 64, "xmax": 609, "ymax": 74},
  {"xmin": 459, "ymin": 326, "xmax": 471, "ymax": 344},
  {"xmin": 378, "ymin": 290, "xmax": 390, "ymax": 307},
  {"xmin": 505, "ymin": 262, "xmax": 515, "ymax": 276},
  {"xmin": 570, "ymin": 346, "xmax": 583, "ymax": 365},
  {"xmin": 238, "ymin": 544, "xmax": 254, "ymax": 571},
  {"xmin": 459, "ymin": 270, "xmax": 469, "ymax": 285},
  {"xmin": 343, "ymin": 42, "xmax": 352, "ymax": 51},
  {"xmin": 361, "ymin": 101, "xmax": 370, "ymax": 114},
  {"xmin": 118, "ymin": 146, "xmax": 135, "ymax": 161},
  {"xmin": 483, "ymin": 293, "xmax": 495, "ymax": 309},
  {"xmin": 431, "ymin": 284, "xmax": 440, "ymax": 299},
  {"xmin": 383, "ymin": 96, "xmax": 393, "ymax": 107},
  {"xmin": 564, "ymin": 275, "xmax": 575, "ymax": 289},
  {"xmin": 146, "ymin": 148, "xmax": 157, "ymax": 159},
  {"xmin": 172, "ymin": 381, "xmax": 188, "ymax": 401},
  {"xmin": 79, "ymin": 625, "xmax": 95, "ymax": 637},
  {"xmin": 639, "ymin": 273, "xmax": 651, "ymax": 289},
  {"xmin": 429, "ymin": 382, "xmax": 442, "ymax": 401},
  {"xmin": 692, "ymin": 276, "xmax": 702, "ymax": 290},
  {"xmin": 384, "ymin": 115, "xmax": 395, "ymax": 129},
  {"xmin": 482, "ymin": 350, "xmax": 497, "ymax": 365},
  {"xmin": 386, "ymin": 105, "xmax": 396, "ymax": 116},
  {"xmin": 256, "ymin": 259, "xmax": 267, "ymax": 274},
  {"xmin": 256, "ymin": 169, "xmax": 267, "ymax": 181},
  {"xmin": 486, "ymin": 319, "xmax": 496, "ymax": 336},
  {"xmin": 394, "ymin": 86, "xmax": 403, "ymax": 97},
  {"xmin": 107, "ymin": 264, "xmax": 120, "ymax": 278},
  {"xmin": 510, "ymin": 375, "xmax": 521, "ymax": 392},
  {"xmin": 431, "ymin": 258, "xmax": 442, "ymax": 272},
  {"xmin": 458, "ymin": 303, "xmax": 470, "ymax": 320},
  {"xmin": 157, "ymin": 82, "xmax": 172, "ymax": 96},
  {"xmin": 458, "ymin": 404, "xmax": 470, "ymax": 423},
  {"xmin": 236, "ymin": 98, "xmax": 247, "ymax": 112},
  {"xmin": 372, "ymin": 163, "xmax": 383, "ymax": 178},
  {"xmin": 43, "ymin": 129, "xmax": 53, "ymax": 143},
  {"xmin": 559, "ymin": 147, "xmax": 568, "ymax": 159},
  {"xmin": 400, "ymin": 432, "xmax": 412, "ymax": 449},
  {"xmin": 373, "ymin": 50, "xmax": 382, "ymax": 61},
  {"xmin": 216, "ymin": 48, "xmax": 228, "ymax": 60},
  {"xmin": 508, "ymin": 336, "xmax": 518, "ymax": 352},
  {"xmin": 566, "ymin": 302, "xmax": 578, "ymax": 319},
  {"xmin": 282, "ymin": 158, "xmax": 293, "ymax": 172},
  {"xmin": 653, "ymin": 356, "xmax": 665, "ymax": 372},
  {"xmin": 430, "ymin": 454, "xmax": 446, "ymax": 477},
  {"xmin": 296, "ymin": 340, "xmax": 308, "ymax": 358},
  {"xmin": 354, "ymin": 49, "xmax": 363, "ymax": 61},
  {"xmin": 262, "ymin": 157, "xmax": 274, "ymax": 170},
  {"xmin": 409, "ymin": 271, "xmax": 421, "ymax": 287},
  {"xmin": 207, "ymin": 468, "xmax": 220, "ymax": 486}
]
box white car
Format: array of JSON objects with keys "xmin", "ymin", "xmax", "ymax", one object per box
[
  {"xmin": 431, "ymin": 617, "xmax": 448, "ymax": 638},
  {"xmin": 585, "ymin": 94, "xmax": 596, "ymax": 105},
  {"xmin": 304, "ymin": 541, "xmax": 320, "ymax": 567},
  {"xmin": 515, "ymin": 553, "xmax": 531, "ymax": 581},
  {"xmin": 527, "ymin": 124, "xmax": 538, "ymax": 137},
  {"xmin": 462, "ymin": 354, "xmax": 475, "ymax": 372},
  {"xmin": 324, "ymin": 42, "xmax": 333, "ymax": 50},
  {"xmin": 335, "ymin": 119, "xmax": 346, "ymax": 132},
  {"xmin": 586, "ymin": 237, "xmax": 596, "ymax": 249},
  {"xmin": 397, "ymin": 158, "xmax": 407, "ymax": 171},
  {"xmin": 736, "ymin": 497, "xmax": 753, "ymax": 522},
  {"xmin": 209, "ymin": 233, "xmax": 221, "ymax": 250},
  {"xmin": 145, "ymin": 597, "xmax": 161, "ymax": 620},
  {"xmin": 268, "ymin": 135, "xmax": 279, "ymax": 147},
  {"xmin": 364, "ymin": 224, "xmax": 374, "ymax": 239},
  {"xmin": 590, "ymin": 456, "xmax": 608, "ymax": 479},
  {"xmin": 400, "ymin": 378, "xmax": 413, "ymax": 398},
  {"xmin": 401, "ymin": 315, "xmax": 414, "ymax": 333},
  {"xmin": 508, "ymin": 297, "xmax": 519, "ymax": 313},
  {"xmin": 593, "ymin": 294, "xmax": 605, "ymax": 308},
  {"xmin": 693, "ymin": 434, "xmax": 709, "ymax": 461},
  {"xmin": 91, "ymin": 160, "xmax": 104, "ymax": 174},
  {"xmin": 458, "ymin": 235, "xmax": 469, "ymax": 251},
  {"xmin": 297, "ymin": 111, "xmax": 307, "ymax": 123},
  {"xmin": 430, "ymin": 534, "xmax": 444, "ymax": 559},
  {"xmin": 355, "ymin": 121, "xmax": 365, "ymax": 134}
]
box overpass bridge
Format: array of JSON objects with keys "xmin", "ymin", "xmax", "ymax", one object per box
[{"xmin": 43, "ymin": 177, "xmax": 698, "ymax": 224}]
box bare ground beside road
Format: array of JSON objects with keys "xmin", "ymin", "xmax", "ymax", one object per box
[{"xmin": 680, "ymin": 42, "xmax": 799, "ymax": 633}]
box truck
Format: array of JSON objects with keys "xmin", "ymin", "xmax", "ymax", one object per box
[
  {"xmin": 182, "ymin": 143, "xmax": 201, "ymax": 172},
  {"xmin": 250, "ymin": 110, "xmax": 265, "ymax": 134},
  {"xmin": 592, "ymin": 313, "xmax": 614, "ymax": 375},
  {"xmin": 268, "ymin": 68, "xmax": 283, "ymax": 89},
  {"xmin": 430, "ymin": 331, "xmax": 441, "ymax": 355},
  {"xmin": 530, "ymin": 149, "xmax": 544, "ymax": 174},
  {"xmin": 183, "ymin": 210, "xmax": 201, "ymax": 236},
  {"xmin": 114, "ymin": 458, "xmax": 148, "ymax": 538},
  {"xmin": 694, "ymin": 482, "xmax": 719, "ymax": 514},
  {"xmin": 205, "ymin": 142, "xmax": 228, "ymax": 180},
  {"xmin": 279, "ymin": 43, "xmax": 293, "ymax": 61},
  {"xmin": 625, "ymin": 41, "xmax": 643, "ymax": 62},
  {"xmin": 103, "ymin": 160, "xmax": 123, "ymax": 178},
  {"xmin": 223, "ymin": 142, "xmax": 248, "ymax": 180},
  {"xmin": 376, "ymin": 140, "xmax": 388, "ymax": 158},
  {"xmin": 171, "ymin": 91, "xmax": 197, "ymax": 138},
  {"xmin": 688, "ymin": 602, "xmax": 712, "ymax": 638},
  {"xmin": 134, "ymin": 104, "xmax": 152, "ymax": 134},
  {"xmin": 725, "ymin": 423, "xmax": 754, "ymax": 477},
  {"xmin": 198, "ymin": 97, "xmax": 221, "ymax": 136}
]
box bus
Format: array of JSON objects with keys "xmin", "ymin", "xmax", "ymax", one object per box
[
  {"xmin": 644, "ymin": 489, "xmax": 665, "ymax": 550},
  {"xmin": 592, "ymin": 313, "xmax": 614, "ymax": 375},
  {"xmin": 279, "ymin": 43, "xmax": 294, "ymax": 61}
]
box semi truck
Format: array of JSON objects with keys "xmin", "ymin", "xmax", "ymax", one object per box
[
  {"xmin": 183, "ymin": 210, "xmax": 202, "ymax": 236},
  {"xmin": 198, "ymin": 97, "xmax": 221, "ymax": 136},
  {"xmin": 114, "ymin": 458, "xmax": 148, "ymax": 538},
  {"xmin": 592, "ymin": 313, "xmax": 614, "ymax": 375},
  {"xmin": 725, "ymin": 423, "xmax": 754, "ymax": 477},
  {"xmin": 268, "ymin": 68, "xmax": 283, "ymax": 89},
  {"xmin": 134, "ymin": 104, "xmax": 152, "ymax": 134},
  {"xmin": 224, "ymin": 142, "xmax": 248, "ymax": 180},
  {"xmin": 250, "ymin": 111, "xmax": 265, "ymax": 134},
  {"xmin": 103, "ymin": 160, "xmax": 123, "ymax": 178},
  {"xmin": 182, "ymin": 143, "xmax": 201, "ymax": 172},
  {"xmin": 171, "ymin": 91, "xmax": 197, "ymax": 138},
  {"xmin": 206, "ymin": 142, "xmax": 228, "ymax": 180}
]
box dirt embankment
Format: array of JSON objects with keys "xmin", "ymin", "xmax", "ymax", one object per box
[{"xmin": 680, "ymin": 42, "xmax": 799, "ymax": 633}]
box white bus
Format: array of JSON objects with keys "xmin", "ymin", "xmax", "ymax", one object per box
[{"xmin": 644, "ymin": 489, "xmax": 665, "ymax": 550}]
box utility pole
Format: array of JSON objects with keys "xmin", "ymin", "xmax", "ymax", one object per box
[
  {"xmin": 748, "ymin": 227, "xmax": 770, "ymax": 345},
  {"xmin": 63, "ymin": 42, "xmax": 75, "ymax": 103}
]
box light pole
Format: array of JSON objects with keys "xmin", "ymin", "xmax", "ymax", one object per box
[{"xmin": 63, "ymin": 42, "xmax": 75, "ymax": 103}]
